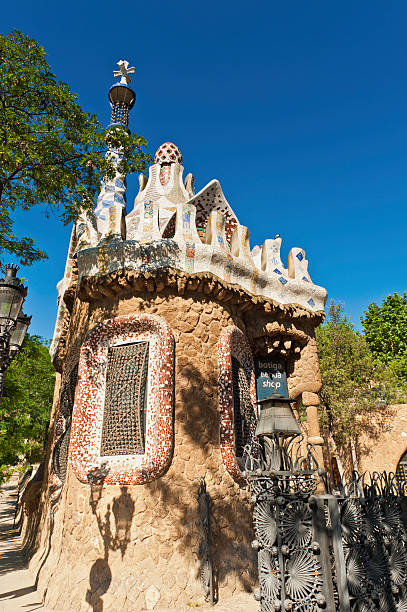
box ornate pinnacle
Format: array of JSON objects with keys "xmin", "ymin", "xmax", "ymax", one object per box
[
  {"xmin": 113, "ymin": 60, "xmax": 135, "ymax": 85},
  {"xmin": 108, "ymin": 60, "xmax": 136, "ymax": 128}
]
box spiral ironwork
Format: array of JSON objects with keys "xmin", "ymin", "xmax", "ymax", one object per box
[
  {"xmin": 346, "ymin": 548, "xmax": 368, "ymax": 596},
  {"xmin": 280, "ymin": 501, "xmax": 312, "ymax": 549},
  {"xmin": 258, "ymin": 549, "xmax": 281, "ymax": 601},
  {"xmin": 285, "ymin": 549, "xmax": 322, "ymax": 600},
  {"xmin": 254, "ymin": 502, "xmax": 277, "ymax": 549},
  {"xmin": 341, "ymin": 499, "xmax": 364, "ymax": 544},
  {"xmin": 247, "ymin": 439, "xmax": 407, "ymax": 611},
  {"xmin": 389, "ymin": 545, "xmax": 407, "ymax": 586},
  {"xmin": 382, "ymin": 499, "xmax": 402, "ymax": 534},
  {"xmin": 351, "ymin": 598, "xmax": 376, "ymax": 612},
  {"xmin": 364, "ymin": 501, "xmax": 382, "ymax": 540},
  {"xmin": 378, "ymin": 591, "xmax": 397, "ymax": 612},
  {"xmin": 396, "ymin": 591, "xmax": 407, "ymax": 612}
]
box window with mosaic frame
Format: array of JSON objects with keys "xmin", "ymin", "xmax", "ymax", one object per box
[
  {"xmin": 231, "ymin": 356, "xmax": 253, "ymax": 458},
  {"xmin": 396, "ymin": 451, "xmax": 407, "ymax": 494},
  {"xmin": 218, "ymin": 326, "xmax": 257, "ymax": 483},
  {"xmin": 52, "ymin": 363, "xmax": 79, "ymax": 485},
  {"xmin": 69, "ymin": 314, "xmax": 175, "ymax": 486}
]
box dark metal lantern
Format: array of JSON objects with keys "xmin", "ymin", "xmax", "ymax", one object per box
[
  {"xmin": 0, "ymin": 265, "xmax": 30, "ymax": 402},
  {"xmin": 255, "ymin": 393, "xmax": 301, "ymax": 438},
  {"xmin": 9, "ymin": 312, "xmax": 32, "ymax": 355},
  {"xmin": 0, "ymin": 265, "xmax": 27, "ymax": 334}
]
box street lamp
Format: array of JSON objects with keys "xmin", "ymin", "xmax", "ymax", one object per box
[
  {"xmin": 256, "ymin": 394, "xmax": 301, "ymax": 438},
  {"xmin": 0, "ymin": 265, "xmax": 31, "ymax": 400},
  {"xmin": 255, "ymin": 394, "xmax": 301, "ymax": 471}
]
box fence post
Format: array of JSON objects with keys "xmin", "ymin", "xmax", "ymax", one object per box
[
  {"xmin": 312, "ymin": 496, "xmax": 336, "ymax": 612},
  {"xmin": 328, "ymin": 496, "xmax": 350, "ymax": 612}
]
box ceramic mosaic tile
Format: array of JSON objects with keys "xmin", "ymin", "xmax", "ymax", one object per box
[
  {"xmin": 49, "ymin": 364, "xmax": 79, "ymax": 502},
  {"xmin": 69, "ymin": 314, "xmax": 175, "ymax": 485},
  {"xmin": 50, "ymin": 141, "xmax": 327, "ymax": 366},
  {"xmin": 218, "ymin": 326, "xmax": 257, "ymax": 483}
]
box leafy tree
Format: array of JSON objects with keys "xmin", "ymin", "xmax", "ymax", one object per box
[
  {"xmin": 361, "ymin": 293, "xmax": 407, "ymax": 382},
  {"xmin": 316, "ymin": 302, "xmax": 400, "ymax": 447},
  {"xmin": 0, "ymin": 334, "xmax": 55, "ymax": 483},
  {"xmin": 0, "ymin": 30, "xmax": 152, "ymax": 266}
]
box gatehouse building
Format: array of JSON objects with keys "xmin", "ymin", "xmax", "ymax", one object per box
[{"xmin": 21, "ymin": 60, "xmax": 328, "ymax": 611}]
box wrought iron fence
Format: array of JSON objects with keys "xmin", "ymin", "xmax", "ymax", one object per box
[{"xmin": 244, "ymin": 440, "xmax": 407, "ymax": 612}]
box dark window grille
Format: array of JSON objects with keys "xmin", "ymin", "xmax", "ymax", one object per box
[
  {"xmin": 231, "ymin": 356, "xmax": 253, "ymax": 457},
  {"xmin": 100, "ymin": 342, "xmax": 149, "ymax": 456},
  {"xmin": 396, "ymin": 454, "xmax": 407, "ymax": 494},
  {"xmin": 53, "ymin": 364, "xmax": 78, "ymax": 483}
]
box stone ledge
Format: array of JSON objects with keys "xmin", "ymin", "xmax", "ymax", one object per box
[
  {"xmin": 52, "ymin": 268, "xmax": 324, "ymax": 371},
  {"xmin": 76, "ymin": 267, "xmax": 325, "ymax": 320}
]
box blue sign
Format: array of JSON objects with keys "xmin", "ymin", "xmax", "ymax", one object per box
[{"xmin": 254, "ymin": 357, "xmax": 288, "ymax": 400}]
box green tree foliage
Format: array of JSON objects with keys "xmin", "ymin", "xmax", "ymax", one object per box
[
  {"xmin": 0, "ymin": 30, "xmax": 152, "ymax": 266},
  {"xmin": 316, "ymin": 302, "xmax": 400, "ymax": 446},
  {"xmin": 0, "ymin": 334, "xmax": 55, "ymax": 482},
  {"xmin": 361, "ymin": 293, "xmax": 407, "ymax": 382}
]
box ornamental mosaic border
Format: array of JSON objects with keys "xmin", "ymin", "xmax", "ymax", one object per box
[
  {"xmin": 218, "ymin": 326, "xmax": 257, "ymax": 484},
  {"xmin": 69, "ymin": 313, "xmax": 174, "ymax": 485},
  {"xmin": 49, "ymin": 363, "xmax": 79, "ymax": 503},
  {"xmin": 75, "ymin": 209, "xmax": 327, "ymax": 314}
]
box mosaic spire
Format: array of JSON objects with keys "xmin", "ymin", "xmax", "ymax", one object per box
[
  {"xmin": 94, "ymin": 60, "xmax": 136, "ymax": 224},
  {"xmin": 108, "ymin": 60, "xmax": 136, "ymax": 129}
]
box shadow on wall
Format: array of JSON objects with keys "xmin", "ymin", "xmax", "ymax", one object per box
[
  {"xmin": 84, "ymin": 361, "xmax": 256, "ymax": 610},
  {"xmin": 322, "ymin": 406, "xmax": 399, "ymax": 478},
  {"xmin": 356, "ymin": 405, "xmax": 398, "ymax": 465},
  {"xmin": 86, "ymin": 464, "xmax": 135, "ymax": 612},
  {"xmin": 46, "ymin": 293, "xmax": 257, "ymax": 609},
  {"xmin": 144, "ymin": 363, "xmax": 257, "ymax": 599}
]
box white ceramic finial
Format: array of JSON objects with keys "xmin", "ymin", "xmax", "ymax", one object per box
[{"xmin": 113, "ymin": 60, "xmax": 135, "ymax": 85}]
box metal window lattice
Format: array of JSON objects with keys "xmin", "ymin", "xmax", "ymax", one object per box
[
  {"xmin": 53, "ymin": 364, "xmax": 78, "ymax": 483},
  {"xmin": 231, "ymin": 356, "xmax": 252, "ymax": 457},
  {"xmin": 396, "ymin": 457, "xmax": 407, "ymax": 493},
  {"xmin": 100, "ymin": 342, "xmax": 149, "ymax": 456}
]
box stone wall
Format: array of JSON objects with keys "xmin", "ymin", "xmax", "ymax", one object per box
[
  {"xmin": 318, "ymin": 405, "xmax": 407, "ymax": 482},
  {"xmin": 23, "ymin": 287, "xmax": 323, "ymax": 611},
  {"xmin": 357, "ymin": 404, "xmax": 407, "ymax": 474}
]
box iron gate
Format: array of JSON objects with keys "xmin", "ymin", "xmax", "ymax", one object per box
[{"xmin": 245, "ymin": 442, "xmax": 407, "ymax": 612}]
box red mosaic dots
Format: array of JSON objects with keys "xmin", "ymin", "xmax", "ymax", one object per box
[
  {"xmin": 155, "ymin": 142, "xmax": 183, "ymax": 165},
  {"xmin": 69, "ymin": 314, "xmax": 175, "ymax": 485},
  {"xmin": 218, "ymin": 326, "xmax": 257, "ymax": 483}
]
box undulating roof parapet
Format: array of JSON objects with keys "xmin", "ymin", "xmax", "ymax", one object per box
[
  {"xmin": 73, "ymin": 141, "xmax": 327, "ymax": 314},
  {"xmin": 50, "ymin": 63, "xmax": 327, "ymax": 362}
]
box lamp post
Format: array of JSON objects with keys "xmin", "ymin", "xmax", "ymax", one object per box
[
  {"xmin": 0, "ymin": 265, "xmax": 31, "ymax": 401},
  {"xmin": 255, "ymin": 393, "xmax": 301, "ymax": 472}
]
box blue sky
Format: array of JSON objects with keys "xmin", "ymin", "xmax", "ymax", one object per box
[{"xmin": 2, "ymin": 1, "xmax": 407, "ymax": 339}]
